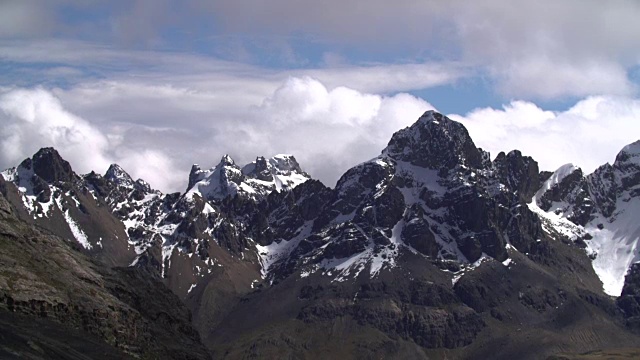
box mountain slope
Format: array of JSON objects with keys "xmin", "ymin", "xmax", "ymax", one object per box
[{"xmin": 0, "ymin": 177, "xmax": 210, "ymax": 359}]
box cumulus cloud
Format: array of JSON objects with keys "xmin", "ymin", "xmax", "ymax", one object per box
[
  {"xmin": 450, "ymin": 96, "xmax": 640, "ymax": 174},
  {"xmin": 246, "ymin": 77, "xmax": 433, "ymax": 183},
  {"xmin": 1, "ymin": 80, "xmax": 638, "ymax": 195},
  {"xmin": 0, "ymin": 88, "xmax": 182, "ymax": 191},
  {"xmin": 0, "ymin": 79, "xmax": 434, "ymax": 192},
  {"xmin": 0, "ymin": 88, "xmax": 112, "ymax": 172},
  {"xmin": 49, "ymin": 77, "xmax": 433, "ymax": 190}
]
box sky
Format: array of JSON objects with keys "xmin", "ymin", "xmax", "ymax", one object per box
[{"xmin": 1, "ymin": 0, "xmax": 640, "ymax": 192}]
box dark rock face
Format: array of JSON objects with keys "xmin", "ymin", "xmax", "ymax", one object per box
[
  {"xmin": 618, "ymin": 263, "xmax": 640, "ymax": 332},
  {"xmin": 588, "ymin": 163, "xmax": 618, "ymax": 217},
  {"xmin": 385, "ymin": 111, "xmax": 484, "ymax": 171},
  {"xmin": 505, "ymin": 204, "xmax": 545, "ymax": 253},
  {"xmin": 245, "ymin": 156, "xmax": 274, "ymax": 182},
  {"xmin": 30, "ymin": 147, "xmax": 75, "ymax": 184},
  {"xmin": 187, "ymin": 164, "xmax": 203, "ymax": 191},
  {"xmin": 401, "ymin": 216, "xmax": 439, "ymax": 257},
  {"xmin": 494, "ymin": 150, "xmax": 540, "ymax": 202},
  {"xmin": 298, "ymin": 299, "xmax": 484, "ymax": 349}
]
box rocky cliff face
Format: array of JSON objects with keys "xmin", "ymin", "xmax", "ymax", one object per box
[
  {"xmin": 1, "ymin": 111, "xmax": 639, "ymax": 359},
  {"xmin": 530, "ymin": 140, "xmax": 640, "ymax": 297}
]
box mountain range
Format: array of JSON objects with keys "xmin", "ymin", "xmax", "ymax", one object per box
[{"xmin": 1, "ymin": 110, "xmax": 639, "ymax": 359}]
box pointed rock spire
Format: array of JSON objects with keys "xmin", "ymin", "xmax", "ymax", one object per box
[
  {"xmin": 105, "ymin": 164, "xmax": 135, "ymax": 188},
  {"xmin": 218, "ymin": 154, "xmax": 236, "ymax": 167}
]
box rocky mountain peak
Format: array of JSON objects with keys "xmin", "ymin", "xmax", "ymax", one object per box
[
  {"xmin": 2, "ymin": 121, "xmax": 640, "ymax": 358},
  {"xmin": 614, "ymin": 140, "xmax": 640, "ymax": 189},
  {"xmin": 242, "ymin": 154, "xmax": 308, "ymax": 181},
  {"xmin": 615, "ymin": 140, "xmax": 640, "ymax": 165},
  {"xmin": 219, "ymin": 154, "xmax": 236, "ymax": 167},
  {"xmin": 105, "ymin": 164, "xmax": 135, "ymax": 188},
  {"xmin": 28, "ymin": 147, "xmax": 75, "ymax": 183},
  {"xmin": 269, "ymin": 154, "xmax": 305, "ymax": 175},
  {"xmin": 384, "ymin": 110, "xmax": 484, "ymax": 171}
]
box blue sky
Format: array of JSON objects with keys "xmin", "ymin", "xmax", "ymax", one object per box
[{"xmin": 1, "ymin": 0, "xmax": 640, "ymax": 191}]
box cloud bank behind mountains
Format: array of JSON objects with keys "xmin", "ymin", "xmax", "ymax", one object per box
[{"xmin": 1, "ymin": 78, "xmax": 639, "ymax": 193}]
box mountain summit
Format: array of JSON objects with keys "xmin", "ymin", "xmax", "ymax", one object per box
[
  {"xmin": 385, "ymin": 110, "xmax": 486, "ymax": 170},
  {"xmin": 186, "ymin": 154, "xmax": 309, "ymax": 201}
]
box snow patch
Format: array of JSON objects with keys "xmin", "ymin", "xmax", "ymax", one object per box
[
  {"xmin": 62, "ymin": 209, "xmax": 91, "ymax": 249},
  {"xmin": 187, "ymin": 283, "xmax": 197, "ymax": 294},
  {"xmin": 451, "ymin": 254, "xmax": 491, "ymax": 285},
  {"xmin": 584, "ymin": 195, "xmax": 640, "ymax": 296}
]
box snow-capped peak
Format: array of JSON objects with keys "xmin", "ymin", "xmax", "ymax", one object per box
[
  {"xmin": 186, "ymin": 154, "xmax": 310, "ymax": 202},
  {"xmin": 242, "ymin": 154, "xmax": 307, "ymax": 178},
  {"xmin": 616, "ymin": 140, "xmax": 640, "ymax": 165},
  {"xmin": 269, "ymin": 154, "xmax": 304, "ymax": 175},
  {"xmin": 105, "ymin": 164, "xmax": 135, "ymax": 188},
  {"xmin": 219, "ymin": 154, "xmax": 236, "ymax": 167}
]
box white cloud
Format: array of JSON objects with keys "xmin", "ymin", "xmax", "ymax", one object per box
[
  {"xmin": 491, "ymin": 58, "xmax": 635, "ymax": 99},
  {"xmin": 450, "ymin": 96, "xmax": 640, "ymax": 174},
  {"xmin": 0, "ymin": 87, "xmax": 183, "ymax": 191},
  {"xmin": 116, "ymin": 149, "xmax": 182, "ymax": 192},
  {"xmin": 301, "ymin": 62, "xmax": 467, "ymax": 94},
  {"xmin": 250, "ymin": 77, "xmax": 433, "ymax": 183},
  {"xmin": 0, "ymin": 39, "xmax": 466, "ymax": 96},
  {"xmin": 1, "ymin": 81, "xmax": 638, "ymax": 195},
  {"xmin": 0, "ymin": 79, "xmax": 434, "ymax": 192},
  {"xmin": 0, "ymin": 88, "xmax": 112, "ymax": 172}
]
